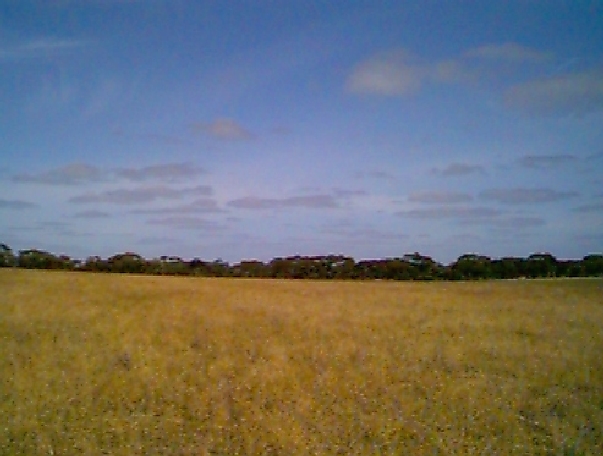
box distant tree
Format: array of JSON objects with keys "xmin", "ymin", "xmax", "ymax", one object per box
[
  {"xmin": 381, "ymin": 259, "xmax": 407, "ymax": 280},
  {"xmin": 18, "ymin": 249, "xmax": 61, "ymax": 269},
  {"xmin": 57, "ymin": 254, "xmax": 75, "ymax": 270},
  {"xmin": 452, "ymin": 254, "xmax": 492, "ymax": 280},
  {"xmin": 269, "ymin": 258, "xmax": 291, "ymax": 278},
  {"xmin": 582, "ymin": 254, "xmax": 603, "ymax": 277},
  {"xmin": 491, "ymin": 257, "xmax": 526, "ymax": 279},
  {"xmin": 526, "ymin": 253, "xmax": 557, "ymax": 278},
  {"xmin": 286, "ymin": 257, "xmax": 331, "ymax": 279},
  {"xmin": 355, "ymin": 260, "xmax": 378, "ymax": 279},
  {"xmin": 0, "ymin": 243, "xmax": 16, "ymax": 267},
  {"xmin": 556, "ymin": 259, "xmax": 581, "ymax": 277},
  {"xmin": 401, "ymin": 252, "xmax": 441, "ymax": 280},
  {"xmin": 332, "ymin": 257, "xmax": 356, "ymax": 279},
  {"xmin": 7, "ymin": 241, "xmax": 603, "ymax": 282},
  {"xmin": 81, "ymin": 256, "xmax": 109, "ymax": 272},
  {"xmin": 208, "ymin": 258, "xmax": 230, "ymax": 277},
  {"xmin": 149, "ymin": 256, "xmax": 189, "ymax": 276},
  {"xmin": 236, "ymin": 260, "xmax": 267, "ymax": 278},
  {"xmin": 107, "ymin": 252, "xmax": 147, "ymax": 274},
  {"xmin": 189, "ymin": 258, "xmax": 211, "ymax": 276}
]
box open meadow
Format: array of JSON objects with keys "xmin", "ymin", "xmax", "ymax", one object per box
[{"xmin": 1, "ymin": 269, "xmax": 602, "ymax": 455}]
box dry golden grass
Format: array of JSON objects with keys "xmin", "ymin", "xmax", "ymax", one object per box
[{"xmin": 1, "ymin": 269, "xmax": 602, "ymax": 455}]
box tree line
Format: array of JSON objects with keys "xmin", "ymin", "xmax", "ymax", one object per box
[{"xmin": 1, "ymin": 243, "xmax": 602, "ymax": 280}]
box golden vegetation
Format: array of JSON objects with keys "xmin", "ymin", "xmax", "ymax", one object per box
[{"xmin": 1, "ymin": 269, "xmax": 602, "ymax": 455}]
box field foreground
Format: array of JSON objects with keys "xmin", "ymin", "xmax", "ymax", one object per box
[{"xmin": 1, "ymin": 270, "xmax": 602, "ymax": 455}]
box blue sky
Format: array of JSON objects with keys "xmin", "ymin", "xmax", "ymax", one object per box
[{"xmin": 1, "ymin": 0, "xmax": 602, "ymax": 263}]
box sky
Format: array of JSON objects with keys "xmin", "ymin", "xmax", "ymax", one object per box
[{"xmin": 1, "ymin": 0, "xmax": 602, "ymax": 264}]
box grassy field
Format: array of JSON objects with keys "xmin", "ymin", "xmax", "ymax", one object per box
[{"xmin": 1, "ymin": 270, "xmax": 602, "ymax": 455}]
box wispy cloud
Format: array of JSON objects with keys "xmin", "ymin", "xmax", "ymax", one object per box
[
  {"xmin": 131, "ymin": 198, "xmax": 224, "ymax": 214},
  {"xmin": 13, "ymin": 163, "xmax": 105, "ymax": 185},
  {"xmin": 7, "ymin": 221, "xmax": 72, "ymax": 233},
  {"xmin": 480, "ymin": 188, "xmax": 579, "ymax": 204},
  {"xmin": 464, "ymin": 43, "xmax": 552, "ymax": 63},
  {"xmin": 50, "ymin": 0, "xmax": 152, "ymax": 7},
  {"xmin": 69, "ymin": 185, "xmax": 212, "ymax": 204},
  {"xmin": 13, "ymin": 162, "xmax": 205, "ymax": 185},
  {"xmin": 347, "ymin": 43, "xmax": 603, "ymax": 119},
  {"xmin": 270, "ymin": 126, "xmax": 292, "ymax": 136},
  {"xmin": 0, "ymin": 198, "xmax": 37, "ymax": 209},
  {"xmin": 147, "ymin": 217, "xmax": 226, "ymax": 231},
  {"xmin": 446, "ymin": 233, "xmax": 482, "ymax": 242},
  {"xmin": 0, "ymin": 37, "xmax": 86, "ymax": 61},
  {"xmin": 139, "ymin": 133, "xmax": 186, "ymax": 146},
  {"xmin": 408, "ymin": 191, "xmax": 473, "ymax": 204},
  {"xmin": 346, "ymin": 49, "xmax": 474, "ymax": 96},
  {"xmin": 354, "ymin": 170, "xmax": 395, "ymax": 180},
  {"xmin": 347, "ymin": 43, "xmax": 548, "ymax": 97},
  {"xmin": 227, "ymin": 194, "xmax": 338, "ymax": 210},
  {"xmin": 396, "ymin": 206, "xmax": 500, "ymax": 219},
  {"xmin": 496, "ymin": 216, "xmax": 546, "ymax": 229},
  {"xmin": 40, "ymin": 221, "xmax": 69, "ymax": 229},
  {"xmin": 573, "ymin": 201, "xmax": 603, "ymax": 213},
  {"xmin": 460, "ymin": 215, "xmax": 546, "ymax": 229},
  {"xmin": 137, "ymin": 236, "xmax": 180, "ymax": 246},
  {"xmin": 333, "ymin": 188, "xmax": 368, "ymax": 198},
  {"xmin": 320, "ymin": 224, "xmax": 406, "ymax": 242},
  {"xmin": 115, "ymin": 163, "xmax": 205, "ymax": 182},
  {"xmin": 191, "ymin": 118, "xmax": 255, "ymax": 140},
  {"xmin": 504, "ymin": 70, "xmax": 603, "ymax": 116},
  {"xmin": 73, "ymin": 210, "xmax": 110, "ymax": 218},
  {"xmin": 517, "ymin": 154, "xmax": 578, "ymax": 169},
  {"xmin": 575, "ymin": 233, "xmax": 603, "ymax": 244},
  {"xmin": 346, "ymin": 50, "xmax": 426, "ymax": 96},
  {"xmin": 432, "ymin": 163, "xmax": 486, "ymax": 177}
]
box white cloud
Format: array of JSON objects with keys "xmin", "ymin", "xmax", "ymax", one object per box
[
  {"xmin": 69, "ymin": 185, "xmax": 213, "ymax": 204},
  {"xmin": 354, "ymin": 170, "xmax": 395, "ymax": 180},
  {"xmin": 191, "ymin": 118, "xmax": 255, "ymax": 140},
  {"xmin": 319, "ymin": 224, "xmax": 406, "ymax": 242},
  {"xmin": 13, "ymin": 163, "xmax": 105, "ymax": 185},
  {"xmin": 131, "ymin": 198, "xmax": 224, "ymax": 214},
  {"xmin": 115, "ymin": 163, "xmax": 206, "ymax": 182},
  {"xmin": 396, "ymin": 206, "xmax": 500, "ymax": 220},
  {"xmin": 73, "ymin": 210, "xmax": 110, "ymax": 218},
  {"xmin": 431, "ymin": 59, "xmax": 472, "ymax": 84},
  {"xmin": 137, "ymin": 236, "xmax": 181, "ymax": 246},
  {"xmin": 344, "ymin": 194, "xmax": 400, "ymax": 213},
  {"xmin": 0, "ymin": 198, "xmax": 37, "ymax": 209},
  {"xmin": 13, "ymin": 162, "xmax": 205, "ymax": 186},
  {"xmin": 573, "ymin": 201, "xmax": 603, "ymax": 213},
  {"xmin": 147, "ymin": 217, "xmax": 226, "ymax": 231},
  {"xmin": 432, "ymin": 163, "xmax": 486, "ymax": 177},
  {"xmin": 332, "ymin": 188, "xmax": 368, "ymax": 198},
  {"xmin": 346, "ymin": 43, "xmax": 545, "ymax": 97},
  {"xmin": 408, "ymin": 191, "xmax": 473, "ymax": 204},
  {"xmin": 460, "ymin": 215, "xmax": 546, "ymax": 229},
  {"xmin": 227, "ymin": 194, "xmax": 338, "ymax": 210},
  {"xmin": 0, "ymin": 37, "xmax": 86, "ymax": 61},
  {"xmin": 495, "ymin": 216, "xmax": 546, "ymax": 228},
  {"xmin": 347, "ymin": 43, "xmax": 602, "ymax": 117},
  {"xmin": 136, "ymin": 133, "xmax": 186, "ymax": 146},
  {"xmin": 480, "ymin": 188, "xmax": 579, "ymax": 204},
  {"xmin": 517, "ymin": 155, "xmax": 578, "ymax": 169},
  {"xmin": 504, "ymin": 70, "xmax": 603, "ymax": 116},
  {"xmin": 346, "ymin": 50, "xmax": 426, "ymax": 96},
  {"xmin": 464, "ymin": 43, "xmax": 552, "ymax": 63}
]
